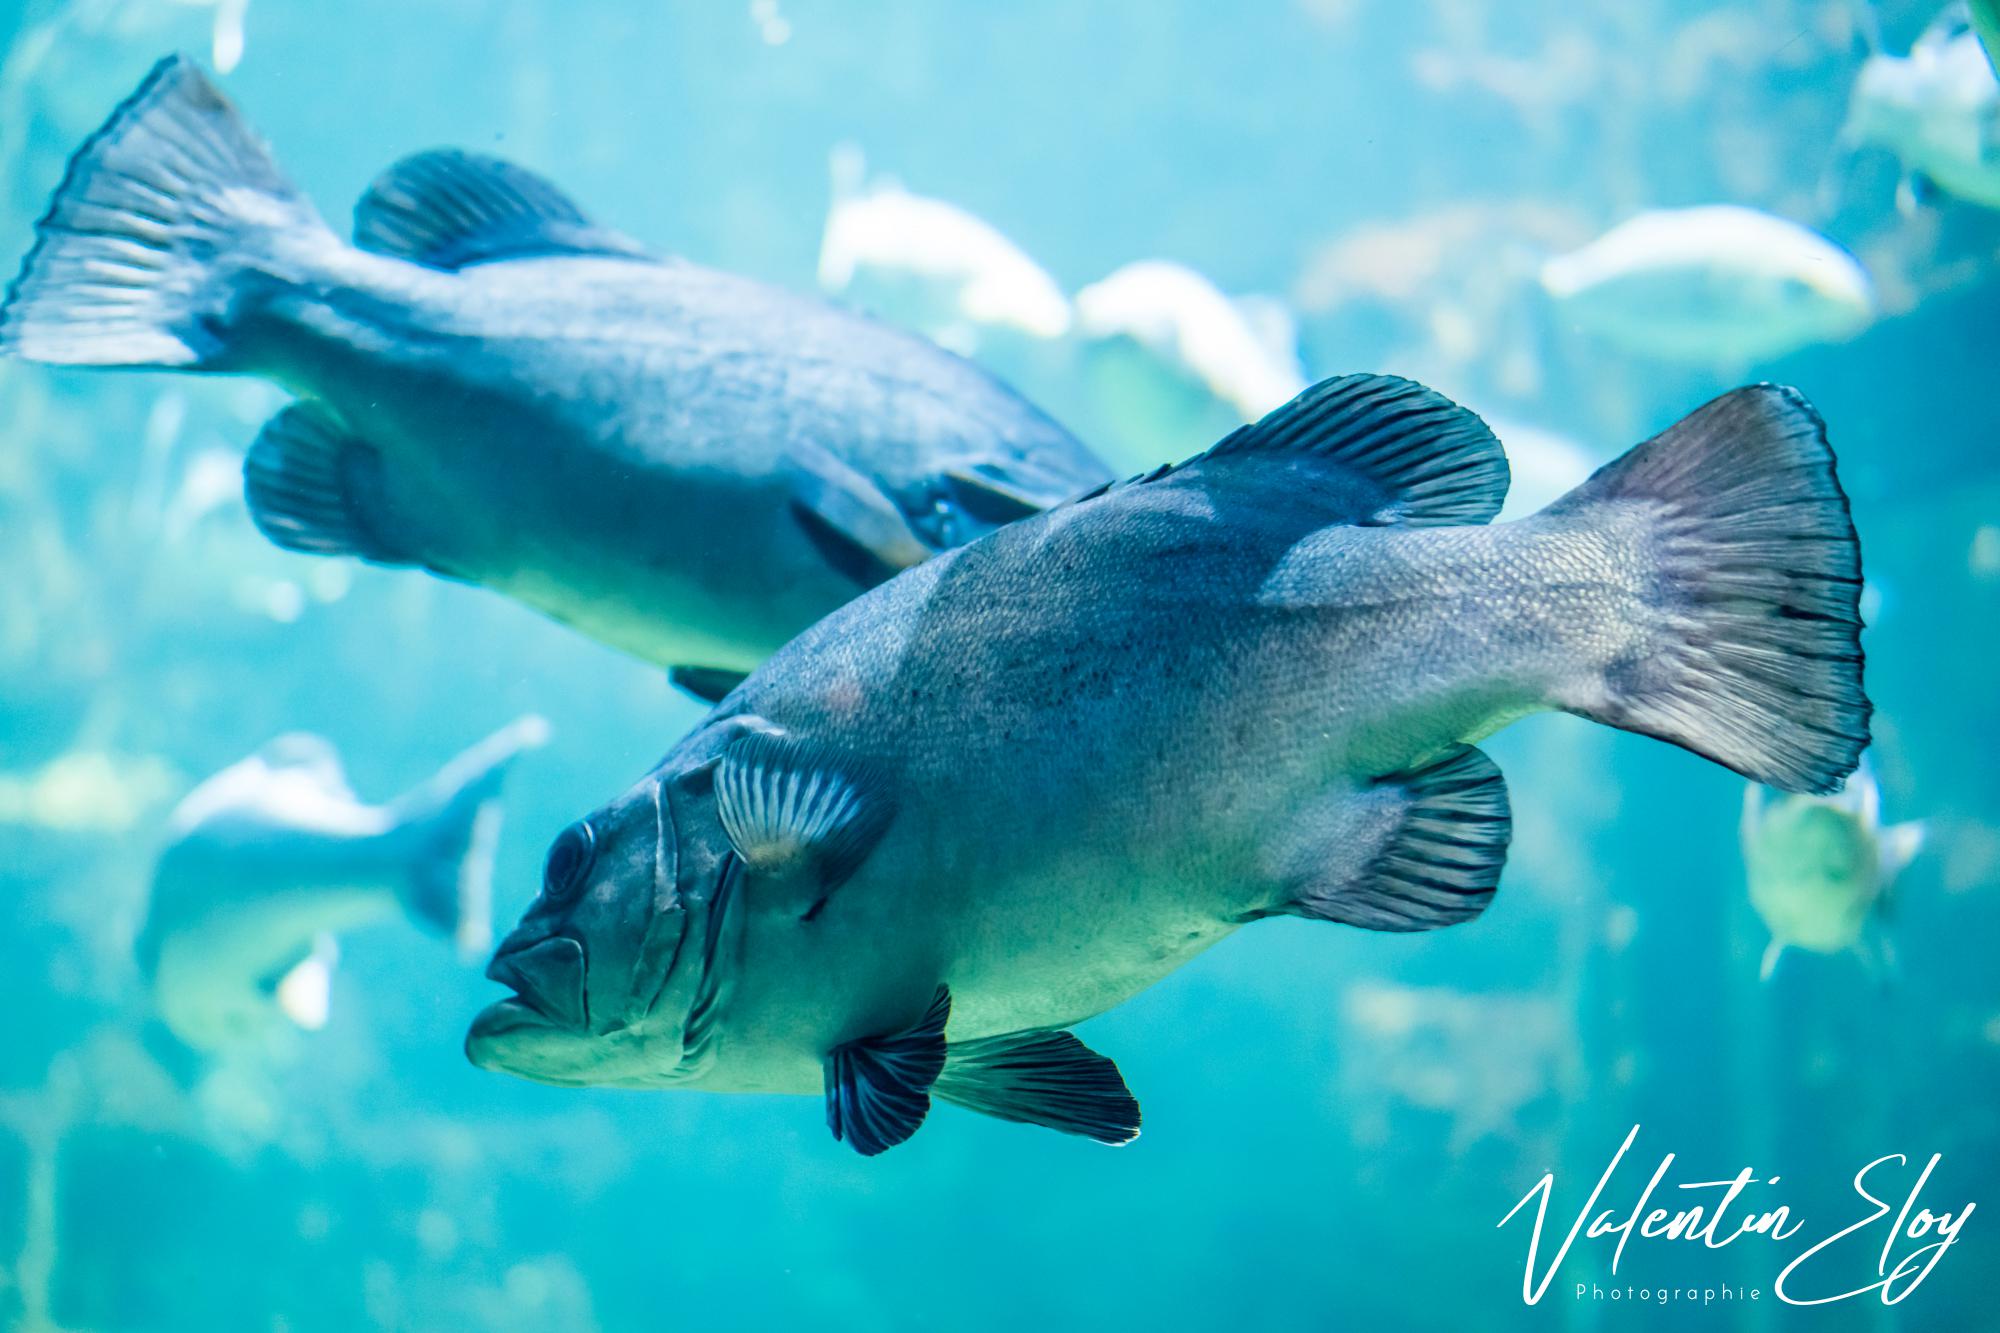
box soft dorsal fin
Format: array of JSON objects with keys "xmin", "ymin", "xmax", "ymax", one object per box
[
  {"xmin": 354, "ymin": 149, "xmax": 652, "ymax": 271},
  {"xmin": 1201, "ymin": 373, "xmax": 1510, "ymax": 526},
  {"xmin": 824, "ymin": 986, "xmax": 951, "ymax": 1155},
  {"xmin": 714, "ymin": 731, "xmax": 893, "ymax": 918},
  {"xmin": 933, "ymin": 1029, "xmax": 1141, "ymax": 1145}
]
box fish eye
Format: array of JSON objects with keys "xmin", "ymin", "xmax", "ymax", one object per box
[{"xmin": 543, "ymin": 821, "xmax": 597, "ymax": 903}]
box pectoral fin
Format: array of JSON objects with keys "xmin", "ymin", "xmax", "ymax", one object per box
[
  {"xmin": 934, "ymin": 1029, "xmax": 1141, "ymax": 1145},
  {"xmin": 790, "ymin": 444, "xmax": 934, "ymax": 588},
  {"xmin": 824, "ymin": 986, "xmax": 950, "ymax": 1155},
  {"xmin": 668, "ymin": 666, "xmax": 749, "ymax": 706},
  {"xmin": 713, "ymin": 730, "xmax": 893, "ymax": 917},
  {"xmin": 266, "ymin": 934, "xmax": 339, "ymax": 1031},
  {"xmin": 1270, "ymin": 745, "xmax": 1511, "ymax": 931},
  {"xmin": 244, "ymin": 404, "xmax": 420, "ymax": 567}
]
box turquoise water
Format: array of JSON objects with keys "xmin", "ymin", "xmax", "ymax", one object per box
[{"xmin": 0, "ymin": 1, "xmax": 1995, "ymax": 1329}]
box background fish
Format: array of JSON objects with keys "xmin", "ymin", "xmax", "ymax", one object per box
[
  {"xmin": 1844, "ymin": 4, "xmax": 2000, "ymax": 212},
  {"xmin": 0, "ymin": 57, "xmax": 1112, "ymax": 700},
  {"xmin": 139, "ymin": 716, "xmax": 547, "ymax": 1053},
  {"xmin": 1073, "ymin": 259, "xmax": 1307, "ymax": 421},
  {"xmin": 1539, "ymin": 205, "xmax": 1876, "ymax": 364},
  {"xmin": 1741, "ymin": 767, "xmax": 1925, "ymax": 980},
  {"xmin": 467, "ymin": 374, "xmax": 1868, "ymax": 1154}
]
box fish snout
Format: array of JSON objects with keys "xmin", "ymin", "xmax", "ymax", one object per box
[{"xmin": 484, "ymin": 932, "xmax": 588, "ymax": 1030}]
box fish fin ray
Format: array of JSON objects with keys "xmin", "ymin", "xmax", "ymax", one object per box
[
  {"xmin": 668, "ymin": 666, "xmax": 749, "ymax": 706},
  {"xmin": 1547, "ymin": 384, "xmax": 1869, "ymax": 795},
  {"xmin": 934, "ymin": 1029, "xmax": 1140, "ymax": 1145},
  {"xmin": 353, "ymin": 149, "xmax": 650, "ymax": 270},
  {"xmin": 1277, "ymin": 745, "xmax": 1510, "ymax": 932},
  {"xmin": 1, "ymin": 54, "xmax": 321, "ymax": 367},
  {"xmin": 244, "ymin": 403, "xmax": 420, "ymax": 567},
  {"xmin": 1195, "ymin": 373, "xmax": 1510, "ymax": 526},
  {"xmin": 824, "ymin": 986, "xmax": 950, "ymax": 1156},
  {"xmin": 713, "ymin": 730, "xmax": 893, "ymax": 900}
]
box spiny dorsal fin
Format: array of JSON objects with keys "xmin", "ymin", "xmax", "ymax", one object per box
[
  {"xmin": 354, "ymin": 149, "xmax": 652, "ymax": 271},
  {"xmin": 1280, "ymin": 745, "xmax": 1511, "ymax": 931},
  {"xmin": 933, "ymin": 1029, "xmax": 1140, "ymax": 1145},
  {"xmin": 824, "ymin": 986, "xmax": 950, "ymax": 1155},
  {"xmin": 713, "ymin": 731, "xmax": 893, "ymax": 913},
  {"xmin": 1201, "ymin": 373, "xmax": 1510, "ymax": 526},
  {"xmin": 243, "ymin": 403, "xmax": 418, "ymax": 566}
]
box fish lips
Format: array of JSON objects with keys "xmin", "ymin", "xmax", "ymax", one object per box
[{"xmin": 482, "ymin": 934, "xmax": 589, "ymax": 1031}]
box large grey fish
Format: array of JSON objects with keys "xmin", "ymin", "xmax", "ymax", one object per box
[
  {"xmin": 141, "ymin": 716, "xmax": 546, "ymax": 1052},
  {"xmin": 0, "ymin": 57, "xmax": 1110, "ymax": 699},
  {"xmin": 465, "ymin": 375, "xmax": 1870, "ymax": 1154}
]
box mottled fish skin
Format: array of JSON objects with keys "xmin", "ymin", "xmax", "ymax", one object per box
[
  {"xmin": 0, "ymin": 57, "xmax": 1111, "ymax": 676},
  {"xmin": 470, "ymin": 376, "xmax": 1870, "ymax": 1147}
]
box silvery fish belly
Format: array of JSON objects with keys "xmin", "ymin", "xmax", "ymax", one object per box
[
  {"xmin": 0, "ymin": 57, "xmax": 1111, "ymax": 689},
  {"xmin": 469, "ymin": 373, "xmax": 1872, "ymax": 1156}
]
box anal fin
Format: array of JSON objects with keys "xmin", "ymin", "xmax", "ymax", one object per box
[
  {"xmin": 244, "ymin": 403, "xmax": 416, "ymax": 566},
  {"xmin": 934, "ymin": 1029, "xmax": 1140, "ymax": 1145},
  {"xmin": 1274, "ymin": 745, "xmax": 1511, "ymax": 932},
  {"xmin": 824, "ymin": 986, "xmax": 949, "ymax": 1156}
]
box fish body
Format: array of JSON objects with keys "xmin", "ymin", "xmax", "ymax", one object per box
[
  {"xmin": 469, "ymin": 375, "xmax": 1870, "ymax": 1153},
  {"xmin": 2, "ymin": 59, "xmax": 1109, "ymax": 684},
  {"xmin": 141, "ymin": 717, "xmax": 546, "ymax": 1052},
  {"xmin": 1741, "ymin": 768, "xmax": 1924, "ymax": 977},
  {"xmin": 1539, "ymin": 206, "xmax": 1874, "ymax": 364},
  {"xmin": 1845, "ymin": 6, "xmax": 2000, "ymax": 210}
]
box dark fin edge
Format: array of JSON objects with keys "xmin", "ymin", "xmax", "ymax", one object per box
[
  {"xmin": 1285, "ymin": 745, "xmax": 1511, "ymax": 932},
  {"xmin": 824, "ymin": 985, "xmax": 951, "ymax": 1156},
  {"xmin": 1546, "ymin": 384, "xmax": 1869, "ymax": 796},
  {"xmin": 934, "ymin": 1029, "xmax": 1141, "ymax": 1145},
  {"xmin": 243, "ymin": 402, "xmax": 417, "ymax": 566}
]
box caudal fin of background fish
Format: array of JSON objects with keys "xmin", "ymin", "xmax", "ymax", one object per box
[
  {"xmin": 1543, "ymin": 385, "xmax": 1870, "ymax": 795},
  {"xmin": 0, "ymin": 53, "xmax": 322, "ymax": 366},
  {"xmin": 389, "ymin": 716, "xmax": 552, "ymax": 961}
]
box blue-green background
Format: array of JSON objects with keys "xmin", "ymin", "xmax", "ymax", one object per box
[{"xmin": 0, "ymin": 0, "xmax": 1994, "ymax": 1328}]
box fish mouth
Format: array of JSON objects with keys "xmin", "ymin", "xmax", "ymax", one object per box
[
  {"xmin": 483, "ymin": 933, "xmax": 588, "ymax": 1030},
  {"xmin": 464, "ymin": 997, "xmax": 601, "ymax": 1085}
]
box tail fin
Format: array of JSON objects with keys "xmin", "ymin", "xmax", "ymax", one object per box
[
  {"xmin": 0, "ymin": 54, "xmax": 320, "ymax": 367},
  {"xmin": 1545, "ymin": 385, "xmax": 1869, "ymax": 794},
  {"xmin": 390, "ymin": 716, "xmax": 551, "ymax": 960}
]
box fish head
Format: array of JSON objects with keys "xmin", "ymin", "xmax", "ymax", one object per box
[{"xmin": 466, "ymin": 745, "xmax": 739, "ymax": 1087}]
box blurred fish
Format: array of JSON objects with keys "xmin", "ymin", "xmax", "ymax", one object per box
[
  {"xmin": 1742, "ymin": 767, "xmax": 1924, "ymax": 980},
  {"xmin": 818, "ymin": 146, "xmax": 1073, "ymax": 347},
  {"xmin": 1, "ymin": 59, "xmax": 1110, "ymax": 701},
  {"xmin": 139, "ymin": 716, "xmax": 547, "ymax": 1052},
  {"xmin": 1073, "ymin": 260, "xmax": 1306, "ymax": 421},
  {"xmin": 468, "ymin": 376, "xmax": 1869, "ymax": 1154},
  {"xmin": 1844, "ymin": 4, "xmax": 2000, "ymax": 212},
  {"xmin": 1539, "ymin": 206, "xmax": 1874, "ymax": 363}
]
